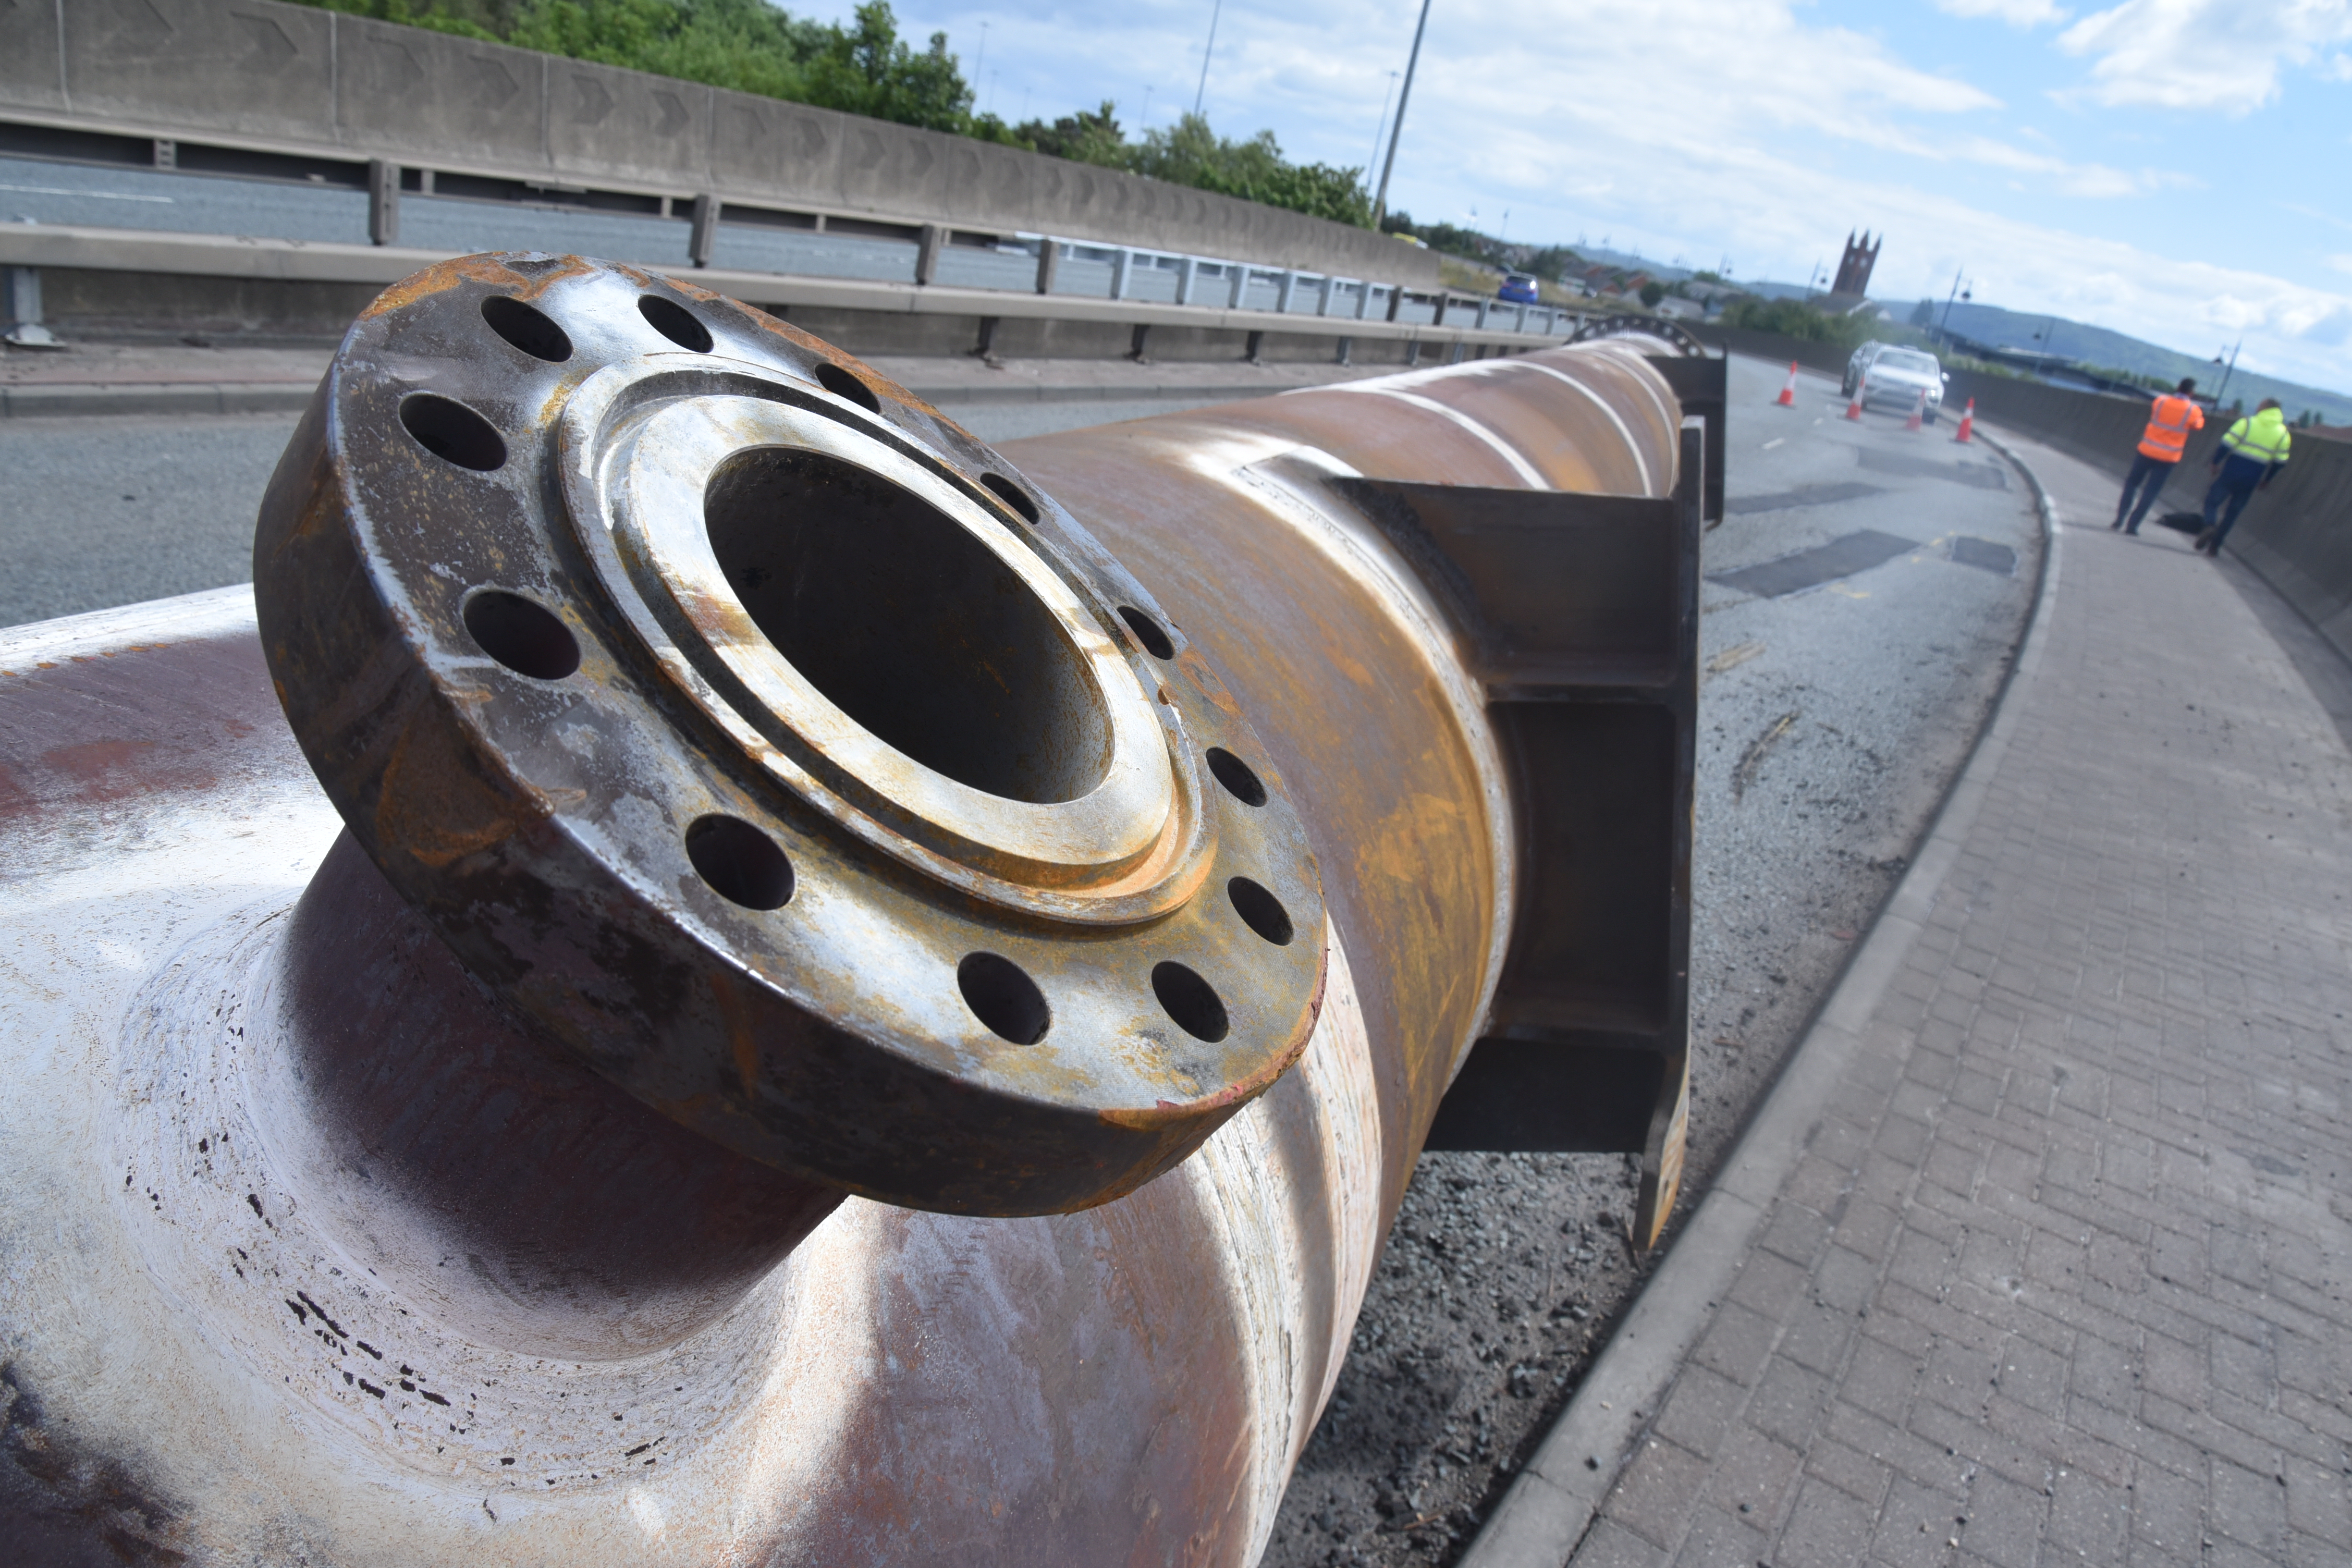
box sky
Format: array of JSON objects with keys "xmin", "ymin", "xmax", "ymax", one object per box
[{"xmin": 808, "ymin": 0, "xmax": 2352, "ymax": 395}]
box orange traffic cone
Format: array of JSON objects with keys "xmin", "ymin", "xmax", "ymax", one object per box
[
  {"xmin": 1775, "ymin": 361, "xmax": 1798, "ymax": 407},
  {"xmin": 1843, "ymin": 381, "xmax": 1865, "ymax": 422},
  {"xmin": 1904, "ymin": 388, "xmax": 1925, "ymax": 432},
  {"xmin": 1952, "ymin": 398, "xmax": 1975, "ymax": 443}
]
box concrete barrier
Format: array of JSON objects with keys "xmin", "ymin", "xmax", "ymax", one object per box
[
  {"xmin": 0, "ymin": 224, "xmax": 1551, "ymax": 371},
  {"xmin": 0, "ymin": 0, "xmax": 1437, "ymax": 288},
  {"xmin": 1710, "ymin": 324, "xmax": 2352, "ymax": 667}
]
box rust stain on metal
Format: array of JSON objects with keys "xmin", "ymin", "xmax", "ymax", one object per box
[{"xmin": 0, "ymin": 253, "xmax": 1703, "ymax": 1564}]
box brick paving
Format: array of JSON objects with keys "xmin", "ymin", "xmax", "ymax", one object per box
[{"xmin": 1568, "ymin": 436, "xmax": 2352, "ymax": 1567}]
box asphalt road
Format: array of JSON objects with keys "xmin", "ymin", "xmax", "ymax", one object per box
[
  {"xmin": 0, "ymin": 397, "xmax": 1254, "ymax": 630},
  {"xmin": 0, "ymin": 354, "xmax": 2045, "ymax": 1566}
]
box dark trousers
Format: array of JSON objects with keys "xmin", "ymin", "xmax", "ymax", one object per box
[
  {"xmin": 2113, "ymin": 451, "xmax": 2177, "ymax": 531},
  {"xmin": 2201, "ymin": 473, "xmax": 2258, "ymax": 550}
]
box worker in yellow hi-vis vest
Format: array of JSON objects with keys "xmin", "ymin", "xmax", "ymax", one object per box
[
  {"xmin": 2112, "ymin": 377, "xmax": 2204, "ymax": 535},
  {"xmin": 2196, "ymin": 399, "xmax": 2293, "ymax": 557}
]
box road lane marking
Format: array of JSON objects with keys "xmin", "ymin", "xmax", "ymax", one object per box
[
  {"xmin": 1760, "ymin": 437, "xmax": 1785, "ymax": 450},
  {"xmin": 0, "ymin": 183, "xmax": 174, "ymax": 203},
  {"xmin": 1705, "ymin": 642, "xmax": 1765, "ymax": 676},
  {"xmin": 1732, "ymin": 712, "xmax": 1798, "ymax": 800}
]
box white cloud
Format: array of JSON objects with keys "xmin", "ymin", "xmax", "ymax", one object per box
[
  {"xmin": 2056, "ymin": 0, "xmax": 2352, "ymax": 112},
  {"xmin": 888, "ymin": 0, "xmax": 2352, "ymax": 391},
  {"xmin": 2304, "ymin": 307, "xmax": 2352, "ymax": 347},
  {"xmin": 2332, "ymin": 254, "xmax": 2352, "ymax": 274},
  {"xmin": 1955, "ymin": 136, "xmax": 2143, "ymax": 195},
  {"xmin": 1935, "ymin": 0, "xmax": 2072, "ymax": 26}
]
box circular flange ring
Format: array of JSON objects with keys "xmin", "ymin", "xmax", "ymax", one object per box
[{"xmin": 254, "ymin": 252, "xmax": 1328, "ymax": 1215}]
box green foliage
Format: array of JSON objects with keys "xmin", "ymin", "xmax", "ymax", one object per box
[
  {"xmin": 1524, "ymin": 245, "xmax": 1581, "ymax": 283},
  {"xmin": 1379, "ymin": 211, "xmax": 1509, "ymax": 265},
  {"xmin": 290, "ymin": 1, "xmax": 972, "ymax": 133},
  {"xmin": 1720, "ymin": 296, "xmax": 1872, "ymax": 349},
  {"xmin": 1014, "ymin": 111, "xmax": 1372, "ymax": 227},
  {"xmin": 1131, "ymin": 115, "xmax": 1369, "ymax": 226},
  {"xmin": 288, "ymin": 1, "xmax": 1369, "ymax": 223},
  {"xmin": 1690, "ymin": 269, "xmax": 1722, "ymax": 284},
  {"xmin": 1015, "ymin": 101, "xmax": 1132, "ymax": 165},
  {"xmin": 1638, "ymin": 280, "xmax": 1665, "ymax": 308},
  {"xmin": 1908, "ymin": 298, "xmax": 1935, "ymax": 328}
]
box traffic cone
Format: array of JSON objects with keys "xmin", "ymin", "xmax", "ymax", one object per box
[
  {"xmin": 1775, "ymin": 361, "xmax": 1798, "ymax": 407},
  {"xmin": 1843, "ymin": 381, "xmax": 1864, "ymax": 422},
  {"xmin": 1904, "ymin": 388, "xmax": 1925, "ymax": 432},
  {"xmin": 1952, "ymin": 398, "xmax": 1975, "ymax": 444}
]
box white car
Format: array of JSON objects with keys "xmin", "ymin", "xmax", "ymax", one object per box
[{"xmin": 1849, "ymin": 345, "xmax": 1948, "ymax": 422}]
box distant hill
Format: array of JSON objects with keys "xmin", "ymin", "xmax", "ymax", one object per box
[{"xmin": 1900, "ymin": 301, "xmax": 2352, "ymax": 425}]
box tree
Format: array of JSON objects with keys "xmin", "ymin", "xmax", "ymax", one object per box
[
  {"xmin": 1908, "ymin": 298, "xmax": 1936, "ymax": 328},
  {"xmin": 1125, "ymin": 115, "xmax": 1371, "ymax": 227},
  {"xmin": 288, "ymin": 0, "xmax": 1376, "ymax": 223},
  {"xmin": 1014, "ymin": 102, "xmax": 1130, "ymax": 166},
  {"xmin": 1639, "ymin": 280, "xmax": 1665, "ymax": 308}
]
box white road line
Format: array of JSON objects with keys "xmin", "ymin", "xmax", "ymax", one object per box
[
  {"xmin": 1760, "ymin": 437, "xmax": 1785, "ymax": 450},
  {"xmin": 0, "ymin": 183, "xmax": 175, "ymax": 203}
]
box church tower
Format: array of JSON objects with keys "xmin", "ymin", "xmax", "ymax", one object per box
[{"xmin": 1830, "ymin": 231, "xmax": 1880, "ymax": 298}]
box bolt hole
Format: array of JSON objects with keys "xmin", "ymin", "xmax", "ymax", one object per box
[
  {"xmin": 638, "ymin": 294, "xmax": 713, "ymax": 353},
  {"xmin": 1118, "ymin": 606, "xmax": 1175, "ymax": 659},
  {"xmin": 815, "ymin": 361, "xmax": 882, "ymax": 413},
  {"xmin": 462, "ymin": 589, "xmax": 579, "ymax": 680},
  {"xmin": 1152, "ymin": 961, "xmax": 1229, "ymax": 1043},
  {"xmin": 981, "ymin": 472, "xmax": 1039, "ymax": 523},
  {"xmin": 958, "ymin": 952, "xmax": 1050, "ymax": 1045},
  {"xmin": 1205, "ymin": 747, "xmax": 1266, "ymax": 807},
  {"xmin": 1227, "ymin": 877, "xmax": 1295, "ymax": 946},
  {"xmin": 399, "ymin": 393, "xmax": 506, "ymax": 471},
  {"xmin": 480, "ymin": 294, "xmax": 572, "ymax": 362},
  {"xmin": 685, "ymin": 815, "xmax": 794, "ymax": 911}
]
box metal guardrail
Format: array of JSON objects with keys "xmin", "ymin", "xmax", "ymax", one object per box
[{"xmin": 0, "ymin": 115, "xmax": 1576, "ymax": 341}]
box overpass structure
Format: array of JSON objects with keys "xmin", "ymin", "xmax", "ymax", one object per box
[{"xmin": 0, "ymin": 0, "xmax": 1577, "ymax": 363}]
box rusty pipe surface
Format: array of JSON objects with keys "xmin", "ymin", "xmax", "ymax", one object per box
[{"xmin": 0, "ymin": 254, "xmax": 1691, "ymax": 1565}]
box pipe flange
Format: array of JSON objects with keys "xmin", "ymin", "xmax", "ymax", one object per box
[{"xmin": 256, "ymin": 253, "xmax": 1327, "ymax": 1215}]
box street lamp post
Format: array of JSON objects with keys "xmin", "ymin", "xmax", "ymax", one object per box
[
  {"xmin": 1372, "ymin": 0, "xmax": 1435, "ymax": 226},
  {"xmin": 1193, "ymin": 0, "xmax": 1222, "ymax": 119},
  {"xmin": 2212, "ymin": 340, "xmax": 2242, "ymax": 409},
  {"xmin": 1935, "ymin": 268, "xmax": 1971, "ymax": 344}
]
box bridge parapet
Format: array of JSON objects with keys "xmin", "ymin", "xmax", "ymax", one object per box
[{"xmin": 0, "ymin": 0, "xmax": 1441, "ymax": 288}]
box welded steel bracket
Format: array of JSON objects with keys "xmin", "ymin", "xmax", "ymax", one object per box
[
  {"xmin": 1334, "ymin": 424, "xmax": 1702, "ymax": 1248},
  {"xmin": 1647, "ymin": 353, "xmax": 1726, "ymax": 530}
]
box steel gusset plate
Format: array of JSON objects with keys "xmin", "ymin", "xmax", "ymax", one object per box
[{"xmin": 254, "ymin": 253, "xmax": 1326, "ymax": 1216}]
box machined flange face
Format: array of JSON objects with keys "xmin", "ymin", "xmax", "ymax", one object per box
[{"xmin": 254, "ymin": 253, "xmax": 1327, "ymax": 1215}]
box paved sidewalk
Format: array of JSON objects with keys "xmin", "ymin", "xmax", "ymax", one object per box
[{"xmin": 1477, "ymin": 429, "xmax": 2352, "ymax": 1567}]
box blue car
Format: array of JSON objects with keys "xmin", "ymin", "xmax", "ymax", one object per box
[{"xmin": 1498, "ymin": 273, "xmax": 1539, "ymax": 304}]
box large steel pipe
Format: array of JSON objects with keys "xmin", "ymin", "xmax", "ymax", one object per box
[{"xmin": 0, "ymin": 254, "xmax": 1705, "ymax": 1564}]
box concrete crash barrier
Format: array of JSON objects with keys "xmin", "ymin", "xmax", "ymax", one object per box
[
  {"xmin": 0, "ymin": 254, "xmax": 1717, "ymax": 1564},
  {"xmin": 0, "ymin": 0, "xmax": 1437, "ymax": 288}
]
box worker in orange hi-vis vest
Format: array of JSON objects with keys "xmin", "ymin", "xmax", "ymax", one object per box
[{"xmin": 2112, "ymin": 377, "xmax": 2206, "ymax": 535}]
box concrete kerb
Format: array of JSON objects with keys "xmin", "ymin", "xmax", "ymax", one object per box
[
  {"xmin": 0, "ymin": 381, "xmax": 320, "ymax": 418},
  {"xmin": 1456, "ymin": 421, "xmax": 2065, "ymax": 1568}
]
